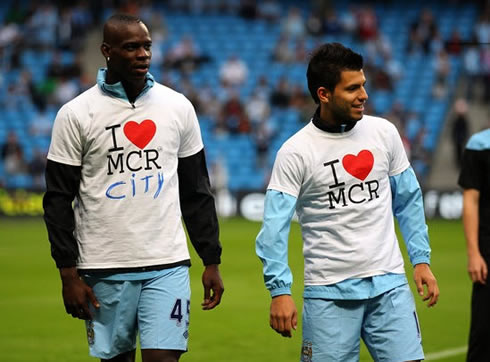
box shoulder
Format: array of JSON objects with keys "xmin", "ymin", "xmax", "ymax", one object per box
[
  {"xmin": 467, "ymin": 129, "xmax": 490, "ymax": 151},
  {"xmin": 58, "ymin": 85, "xmax": 100, "ymax": 118},
  {"xmin": 360, "ymin": 114, "xmax": 398, "ymax": 131},
  {"xmin": 278, "ymin": 123, "xmax": 312, "ymax": 155},
  {"xmin": 150, "ymin": 82, "xmax": 193, "ymax": 109},
  {"xmin": 358, "ymin": 114, "xmax": 401, "ymax": 140}
]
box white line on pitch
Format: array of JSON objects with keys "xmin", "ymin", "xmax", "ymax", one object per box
[{"xmin": 425, "ymin": 346, "xmax": 468, "ymax": 360}]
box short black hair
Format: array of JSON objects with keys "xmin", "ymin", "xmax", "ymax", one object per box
[
  {"xmin": 103, "ymin": 13, "xmax": 144, "ymax": 43},
  {"xmin": 306, "ymin": 43, "xmax": 363, "ymax": 104},
  {"xmin": 106, "ymin": 13, "xmax": 142, "ymax": 26}
]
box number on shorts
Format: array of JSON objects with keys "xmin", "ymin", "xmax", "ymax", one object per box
[
  {"xmin": 170, "ymin": 299, "xmax": 183, "ymax": 324},
  {"xmin": 170, "ymin": 299, "xmax": 190, "ymax": 326}
]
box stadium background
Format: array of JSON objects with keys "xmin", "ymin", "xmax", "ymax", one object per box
[{"xmin": 0, "ymin": 0, "xmax": 488, "ymax": 361}]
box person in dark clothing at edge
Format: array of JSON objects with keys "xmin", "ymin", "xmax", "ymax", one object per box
[
  {"xmin": 458, "ymin": 128, "xmax": 490, "ymax": 361},
  {"xmin": 43, "ymin": 14, "xmax": 224, "ymax": 362}
]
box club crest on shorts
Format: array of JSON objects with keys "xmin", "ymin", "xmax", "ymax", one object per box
[
  {"xmin": 86, "ymin": 320, "xmax": 95, "ymax": 345},
  {"xmin": 301, "ymin": 340, "xmax": 313, "ymax": 362}
]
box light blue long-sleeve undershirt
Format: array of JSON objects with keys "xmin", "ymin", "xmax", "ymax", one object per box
[{"xmin": 255, "ymin": 166, "xmax": 431, "ymax": 299}]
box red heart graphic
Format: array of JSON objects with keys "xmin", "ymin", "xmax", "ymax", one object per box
[
  {"xmin": 123, "ymin": 119, "xmax": 156, "ymax": 149},
  {"xmin": 342, "ymin": 150, "xmax": 374, "ymax": 181}
]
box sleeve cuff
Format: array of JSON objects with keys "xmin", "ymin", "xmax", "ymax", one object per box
[
  {"xmin": 411, "ymin": 256, "xmax": 430, "ymax": 266},
  {"xmin": 55, "ymin": 259, "xmax": 77, "ymax": 268},
  {"xmin": 270, "ymin": 286, "xmax": 291, "ymax": 297},
  {"xmin": 202, "ymin": 256, "xmax": 221, "ymax": 266}
]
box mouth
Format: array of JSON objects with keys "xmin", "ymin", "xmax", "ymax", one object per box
[
  {"xmin": 133, "ymin": 64, "xmax": 150, "ymax": 75},
  {"xmin": 352, "ymin": 104, "xmax": 364, "ymax": 112}
]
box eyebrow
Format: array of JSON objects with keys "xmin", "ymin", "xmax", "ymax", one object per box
[{"xmin": 345, "ymin": 80, "xmax": 366, "ymax": 89}]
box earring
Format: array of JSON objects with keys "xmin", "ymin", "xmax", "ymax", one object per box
[{"xmin": 107, "ymin": 57, "xmax": 110, "ymax": 62}]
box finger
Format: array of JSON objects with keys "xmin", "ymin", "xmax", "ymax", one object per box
[
  {"xmin": 202, "ymin": 297, "xmax": 217, "ymax": 310},
  {"xmin": 202, "ymin": 288, "xmax": 223, "ymax": 310},
  {"xmin": 291, "ymin": 309, "xmax": 298, "ymax": 331},
  {"xmin": 202, "ymin": 285, "xmax": 211, "ymax": 306},
  {"xmin": 426, "ymin": 282, "xmax": 439, "ymax": 307},
  {"xmin": 88, "ymin": 288, "xmax": 100, "ymax": 309},
  {"xmin": 270, "ymin": 315, "xmax": 279, "ymax": 333},
  {"xmin": 473, "ymin": 269, "xmax": 484, "ymax": 284},
  {"xmin": 482, "ymin": 264, "xmax": 488, "ymax": 284},
  {"xmin": 476, "ymin": 269, "xmax": 484, "ymax": 284},
  {"xmin": 280, "ymin": 316, "xmax": 293, "ymax": 337},
  {"xmin": 428, "ymin": 289, "xmax": 439, "ymax": 307},
  {"xmin": 66, "ymin": 303, "xmax": 78, "ymax": 317},
  {"xmin": 470, "ymin": 271, "xmax": 480, "ymax": 284},
  {"xmin": 77, "ymin": 307, "xmax": 90, "ymax": 320},
  {"xmin": 421, "ymin": 283, "xmax": 430, "ymax": 301},
  {"xmin": 281, "ymin": 330, "xmax": 292, "ymax": 338},
  {"xmin": 415, "ymin": 277, "xmax": 424, "ymax": 297},
  {"xmin": 78, "ymin": 305, "xmax": 90, "ymax": 320},
  {"xmin": 64, "ymin": 304, "xmax": 72, "ymax": 315}
]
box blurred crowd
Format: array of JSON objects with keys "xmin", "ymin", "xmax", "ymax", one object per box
[{"xmin": 0, "ymin": 0, "xmax": 489, "ymax": 191}]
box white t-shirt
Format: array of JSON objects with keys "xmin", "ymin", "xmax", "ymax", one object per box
[
  {"xmin": 48, "ymin": 83, "xmax": 203, "ymax": 270},
  {"xmin": 268, "ymin": 116, "xmax": 410, "ymax": 285}
]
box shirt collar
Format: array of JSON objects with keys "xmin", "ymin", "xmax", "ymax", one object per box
[
  {"xmin": 96, "ymin": 68, "xmax": 155, "ymax": 101},
  {"xmin": 311, "ymin": 106, "xmax": 358, "ymax": 133}
]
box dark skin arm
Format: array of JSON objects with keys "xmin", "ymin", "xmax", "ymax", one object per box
[
  {"xmin": 201, "ymin": 264, "xmax": 224, "ymax": 310},
  {"xmin": 59, "ymin": 267, "xmax": 100, "ymax": 320}
]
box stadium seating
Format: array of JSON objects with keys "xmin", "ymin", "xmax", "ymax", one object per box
[{"xmin": 0, "ymin": 0, "xmax": 478, "ymax": 191}]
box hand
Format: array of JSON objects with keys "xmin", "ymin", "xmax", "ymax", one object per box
[
  {"xmin": 201, "ymin": 264, "xmax": 224, "ymax": 310},
  {"xmin": 59, "ymin": 267, "xmax": 99, "ymax": 320},
  {"xmin": 468, "ymin": 252, "xmax": 488, "ymax": 284},
  {"xmin": 270, "ymin": 295, "xmax": 297, "ymax": 338},
  {"xmin": 413, "ymin": 263, "xmax": 439, "ymax": 307}
]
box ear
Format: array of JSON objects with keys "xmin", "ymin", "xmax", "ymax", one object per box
[
  {"xmin": 316, "ymin": 87, "xmax": 331, "ymax": 104},
  {"xmin": 100, "ymin": 42, "xmax": 111, "ymax": 59}
]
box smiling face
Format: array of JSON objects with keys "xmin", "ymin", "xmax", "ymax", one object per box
[
  {"xmin": 101, "ymin": 20, "xmax": 152, "ymax": 90},
  {"xmin": 319, "ymin": 69, "xmax": 368, "ymax": 126}
]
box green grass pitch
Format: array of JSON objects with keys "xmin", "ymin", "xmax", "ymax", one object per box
[{"xmin": 0, "ymin": 217, "xmax": 470, "ymax": 361}]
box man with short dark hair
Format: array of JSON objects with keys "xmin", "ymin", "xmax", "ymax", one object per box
[
  {"xmin": 256, "ymin": 42, "xmax": 439, "ymax": 362},
  {"xmin": 43, "ymin": 14, "xmax": 224, "ymax": 362}
]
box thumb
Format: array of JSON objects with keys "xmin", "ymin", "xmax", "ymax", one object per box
[{"xmin": 292, "ymin": 309, "xmax": 298, "ymax": 331}]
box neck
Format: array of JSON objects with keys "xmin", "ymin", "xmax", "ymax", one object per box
[
  {"xmin": 105, "ymin": 70, "xmax": 145, "ymax": 103},
  {"xmin": 319, "ymin": 107, "xmax": 339, "ymax": 128},
  {"xmin": 312, "ymin": 107, "xmax": 357, "ymax": 133}
]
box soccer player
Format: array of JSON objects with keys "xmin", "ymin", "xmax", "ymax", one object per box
[
  {"xmin": 43, "ymin": 14, "xmax": 223, "ymax": 362},
  {"xmin": 255, "ymin": 42, "xmax": 439, "ymax": 362},
  {"xmin": 458, "ymin": 128, "xmax": 490, "ymax": 361}
]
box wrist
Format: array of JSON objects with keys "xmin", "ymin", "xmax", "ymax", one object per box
[
  {"xmin": 59, "ymin": 267, "xmax": 79, "ymax": 284},
  {"xmin": 467, "ymin": 247, "xmax": 481, "ymax": 257},
  {"xmin": 204, "ymin": 264, "xmax": 219, "ymax": 271}
]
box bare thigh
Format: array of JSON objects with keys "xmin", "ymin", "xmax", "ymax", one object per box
[{"xmin": 142, "ymin": 349, "xmax": 183, "ymax": 362}]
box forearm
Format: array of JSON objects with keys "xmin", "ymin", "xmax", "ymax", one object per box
[
  {"xmin": 178, "ymin": 150, "xmax": 221, "ymax": 265},
  {"xmin": 463, "ymin": 189, "xmax": 480, "ymax": 256},
  {"xmin": 256, "ymin": 190, "xmax": 296, "ymax": 297},
  {"xmin": 390, "ymin": 167, "xmax": 431, "ymax": 265}
]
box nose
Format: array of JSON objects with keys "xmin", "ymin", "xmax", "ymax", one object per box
[
  {"xmin": 136, "ymin": 46, "xmax": 150, "ymax": 59},
  {"xmin": 359, "ymin": 86, "xmax": 368, "ymax": 101}
]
